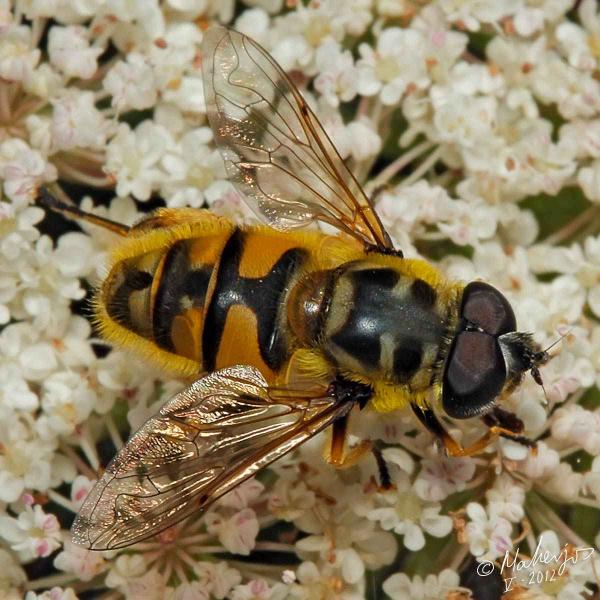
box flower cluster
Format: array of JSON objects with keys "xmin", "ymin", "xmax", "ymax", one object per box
[{"xmin": 1, "ymin": 0, "xmax": 599, "ymax": 599}]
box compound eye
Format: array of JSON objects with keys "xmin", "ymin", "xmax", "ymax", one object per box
[
  {"xmin": 461, "ymin": 281, "xmax": 516, "ymax": 336},
  {"xmin": 443, "ymin": 331, "xmax": 506, "ymax": 419}
]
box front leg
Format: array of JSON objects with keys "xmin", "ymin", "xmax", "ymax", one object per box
[
  {"xmin": 412, "ymin": 403, "xmax": 537, "ymax": 457},
  {"xmin": 482, "ymin": 406, "xmax": 537, "ymax": 451}
]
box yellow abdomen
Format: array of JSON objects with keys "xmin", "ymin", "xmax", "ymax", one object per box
[{"xmin": 93, "ymin": 210, "xmax": 363, "ymax": 384}]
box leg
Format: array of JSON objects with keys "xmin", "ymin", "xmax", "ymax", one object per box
[
  {"xmin": 326, "ymin": 419, "xmax": 393, "ymax": 489},
  {"xmin": 38, "ymin": 187, "xmax": 131, "ymax": 236},
  {"xmin": 38, "ymin": 187, "xmax": 216, "ymax": 237},
  {"xmin": 483, "ymin": 406, "xmax": 537, "ymax": 451},
  {"xmin": 327, "ymin": 413, "xmax": 373, "ymax": 467},
  {"xmin": 411, "ymin": 403, "xmax": 536, "ymax": 457},
  {"xmin": 371, "ymin": 444, "xmax": 393, "ymax": 490},
  {"xmin": 325, "ymin": 376, "xmax": 374, "ymax": 468},
  {"xmin": 412, "ymin": 403, "xmax": 465, "ymax": 456},
  {"xmin": 325, "ymin": 377, "xmax": 392, "ymax": 489}
]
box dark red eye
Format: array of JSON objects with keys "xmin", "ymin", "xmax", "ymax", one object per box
[
  {"xmin": 461, "ymin": 281, "xmax": 516, "ymax": 336},
  {"xmin": 442, "ymin": 331, "xmax": 506, "ymax": 419}
]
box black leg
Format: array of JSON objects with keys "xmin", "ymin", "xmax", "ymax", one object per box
[
  {"xmin": 37, "ymin": 187, "xmax": 131, "ymax": 236},
  {"xmin": 411, "ymin": 403, "xmax": 463, "ymax": 455},
  {"xmin": 371, "ymin": 444, "xmax": 393, "ymax": 490}
]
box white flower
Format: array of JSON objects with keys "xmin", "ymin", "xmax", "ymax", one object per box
[
  {"xmin": 166, "ymin": 0, "xmax": 209, "ymax": 13},
  {"xmin": 70, "ymin": 475, "xmax": 94, "ymax": 510},
  {"xmin": 485, "ymin": 474, "xmax": 525, "ymax": 523},
  {"xmin": 0, "ymin": 547, "xmax": 26, "ymax": 597},
  {"xmin": 313, "ymin": 40, "xmax": 357, "ymax": 108},
  {"xmin": 193, "ymin": 561, "xmax": 241, "ymax": 600},
  {"xmin": 0, "ymin": 139, "xmax": 57, "ymax": 206},
  {"xmin": 583, "ymin": 456, "xmax": 600, "ymax": 499},
  {"xmin": 112, "ymin": 569, "xmax": 167, "ymax": 600},
  {"xmin": 295, "ymin": 497, "xmax": 397, "ymax": 584},
  {"xmin": 376, "ymin": 181, "xmax": 458, "ymax": 251},
  {"xmin": 108, "ymin": 0, "xmax": 165, "ymax": 41},
  {"xmin": 517, "ymin": 441, "xmax": 560, "ymax": 480},
  {"xmin": 367, "ymin": 489, "xmax": 452, "ymax": 551},
  {"xmin": 578, "ymin": 160, "xmax": 600, "ymax": 204},
  {"xmin": 0, "ymin": 414, "xmax": 56, "ymax": 502},
  {"xmin": 322, "ymin": 110, "xmax": 382, "ymax": 163},
  {"xmin": 38, "ymin": 370, "xmax": 97, "ymax": 436},
  {"xmin": 160, "ymin": 127, "xmax": 225, "ymax": 208},
  {"xmin": 25, "ymin": 114, "xmax": 53, "ymax": 154},
  {"xmin": 166, "ymin": 581, "xmax": 209, "ymax": 600},
  {"xmin": 414, "ymin": 455, "xmax": 476, "ymax": 502},
  {"xmin": 268, "ymin": 477, "xmax": 316, "ymax": 521},
  {"xmin": 551, "ymin": 405, "xmax": 600, "ymax": 456},
  {"xmin": 25, "ymin": 588, "xmax": 78, "ymax": 600},
  {"xmin": 105, "ymin": 121, "xmax": 173, "ymax": 200},
  {"xmin": 513, "ymin": 0, "xmax": 572, "ymax": 36},
  {"xmin": 437, "ymin": 200, "xmax": 498, "ymax": 246},
  {"xmin": 235, "ymin": 7, "xmax": 271, "ymax": 39},
  {"xmin": 230, "ymin": 579, "xmax": 272, "ymax": 600},
  {"xmin": 0, "ymin": 25, "xmax": 40, "ymax": 81},
  {"xmin": 218, "ymin": 478, "xmax": 264, "ymax": 510},
  {"xmin": 431, "ymin": 86, "xmax": 497, "ymax": 149},
  {"xmin": 288, "ymin": 560, "xmax": 366, "ymax": 599},
  {"xmin": 357, "ymin": 28, "xmax": 429, "ymax": 105},
  {"xmin": 438, "ymin": 0, "xmax": 517, "ymax": 31},
  {"xmin": 0, "ymin": 504, "xmax": 61, "ymax": 561},
  {"xmin": 366, "ymin": 464, "xmax": 452, "ymax": 551},
  {"xmin": 0, "ymin": 361, "xmax": 38, "ymax": 411},
  {"xmin": 529, "ymin": 49, "xmax": 600, "ymax": 120},
  {"xmin": 556, "ymin": 0, "xmax": 600, "ymax": 70},
  {"xmin": 47, "ymin": 25, "xmax": 102, "ymax": 79},
  {"xmin": 205, "ymin": 508, "xmax": 260, "ymax": 555},
  {"xmin": 465, "ymin": 502, "xmax": 512, "ymax": 561},
  {"xmin": 51, "ymin": 91, "xmax": 108, "ymax": 151},
  {"xmin": 541, "ymin": 462, "xmax": 584, "ymax": 504},
  {"xmin": 106, "ymin": 554, "xmax": 167, "ymax": 599},
  {"xmin": 53, "ymin": 231, "xmax": 96, "ymax": 279},
  {"xmin": 148, "ymin": 22, "xmax": 202, "ymax": 87},
  {"xmin": 383, "ymin": 568, "xmax": 462, "ymax": 600},
  {"xmin": 53, "ymin": 539, "xmax": 107, "ymax": 582},
  {"xmin": 161, "ymin": 75, "xmax": 206, "ymax": 113},
  {"xmin": 104, "ymin": 53, "xmax": 158, "ymax": 111},
  {"xmin": 412, "ymin": 6, "xmax": 468, "ymax": 79},
  {"xmin": 105, "ymin": 553, "xmax": 147, "ymax": 588}
]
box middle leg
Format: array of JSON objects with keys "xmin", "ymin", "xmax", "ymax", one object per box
[{"xmin": 325, "ymin": 377, "xmax": 393, "ymax": 489}]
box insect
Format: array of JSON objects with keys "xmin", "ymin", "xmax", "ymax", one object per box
[{"xmin": 38, "ymin": 27, "xmax": 549, "ymax": 550}]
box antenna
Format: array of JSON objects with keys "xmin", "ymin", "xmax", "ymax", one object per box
[{"xmin": 531, "ymin": 329, "xmax": 570, "ymax": 407}]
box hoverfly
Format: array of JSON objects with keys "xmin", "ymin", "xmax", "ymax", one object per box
[{"xmin": 38, "ymin": 27, "xmax": 549, "ymax": 550}]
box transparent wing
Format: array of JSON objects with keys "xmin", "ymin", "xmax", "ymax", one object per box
[
  {"xmin": 202, "ymin": 27, "xmax": 393, "ymax": 250},
  {"xmin": 71, "ymin": 365, "xmax": 348, "ymax": 550}
]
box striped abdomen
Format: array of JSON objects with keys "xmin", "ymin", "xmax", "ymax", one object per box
[{"xmin": 102, "ymin": 226, "xmax": 307, "ymax": 381}]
